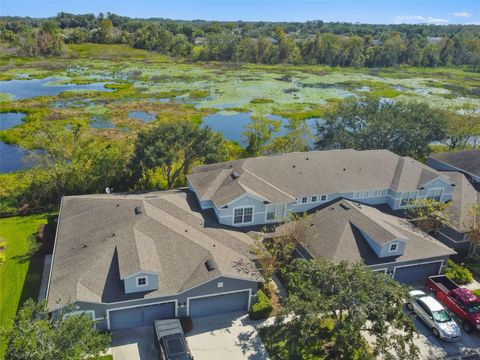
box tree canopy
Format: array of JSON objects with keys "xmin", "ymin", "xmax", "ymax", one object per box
[
  {"xmin": 130, "ymin": 121, "xmax": 226, "ymax": 189},
  {"xmin": 315, "ymin": 98, "xmax": 447, "ymax": 159},
  {"xmin": 2, "ymin": 300, "xmax": 111, "ymax": 360},
  {"xmin": 279, "ymin": 259, "xmax": 419, "ymax": 360},
  {"xmin": 1, "ymin": 13, "xmax": 479, "ymax": 69}
]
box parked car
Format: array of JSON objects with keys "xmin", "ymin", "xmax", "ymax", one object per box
[
  {"xmin": 426, "ymin": 275, "xmax": 480, "ymax": 333},
  {"xmin": 154, "ymin": 319, "xmax": 194, "ymax": 360},
  {"xmin": 407, "ymin": 290, "xmax": 461, "ymax": 341}
]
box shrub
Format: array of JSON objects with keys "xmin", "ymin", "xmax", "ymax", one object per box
[
  {"xmin": 445, "ymin": 260, "xmax": 473, "ymax": 285},
  {"xmin": 249, "ymin": 289, "xmax": 273, "ymax": 320},
  {"xmin": 472, "ymin": 289, "xmax": 480, "ymax": 298}
]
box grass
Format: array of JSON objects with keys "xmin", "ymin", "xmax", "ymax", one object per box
[{"xmin": 0, "ymin": 213, "xmax": 49, "ymax": 357}]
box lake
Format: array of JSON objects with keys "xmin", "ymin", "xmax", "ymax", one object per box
[
  {"xmin": 0, "ymin": 77, "xmax": 113, "ymax": 100},
  {"xmin": 201, "ymin": 111, "xmax": 319, "ymax": 146}
]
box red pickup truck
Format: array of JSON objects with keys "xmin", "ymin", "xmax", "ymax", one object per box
[{"xmin": 426, "ymin": 275, "xmax": 480, "ymax": 333}]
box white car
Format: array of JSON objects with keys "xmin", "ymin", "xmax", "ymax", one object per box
[{"xmin": 407, "ymin": 290, "xmax": 461, "ymax": 341}]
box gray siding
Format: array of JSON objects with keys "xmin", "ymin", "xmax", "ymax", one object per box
[
  {"xmin": 368, "ymin": 255, "xmax": 448, "ymax": 278},
  {"xmin": 436, "ymin": 225, "xmax": 470, "ymax": 257},
  {"xmin": 212, "ymin": 178, "xmax": 453, "ymax": 227},
  {"xmin": 74, "ymin": 276, "xmax": 258, "ymax": 330},
  {"xmin": 124, "ymin": 272, "xmax": 159, "ymax": 294},
  {"xmin": 357, "ymin": 228, "xmax": 406, "ymax": 258}
]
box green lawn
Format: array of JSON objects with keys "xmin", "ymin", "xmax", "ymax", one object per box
[{"xmin": 0, "ymin": 213, "xmax": 49, "ymax": 357}]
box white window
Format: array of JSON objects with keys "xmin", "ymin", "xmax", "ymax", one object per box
[
  {"xmin": 301, "ymin": 197, "xmax": 308, "ymax": 203},
  {"xmin": 427, "ymin": 189, "xmax": 443, "ymax": 202},
  {"xmin": 217, "ymin": 282, "xmax": 224, "ymax": 288},
  {"xmin": 136, "ymin": 277, "xmax": 148, "ymax": 287},
  {"xmin": 320, "ymin": 195, "xmax": 327, "ymax": 201},
  {"xmin": 311, "ymin": 195, "xmax": 318, "ymax": 202},
  {"xmin": 389, "ymin": 243, "xmax": 398, "ymax": 252},
  {"xmin": 400, "ymin": 191, "xmax": 417, "ymax": 207},
  {"xmin": 233, "ymin": 207, "xmax": 254, "ymax": 224}
]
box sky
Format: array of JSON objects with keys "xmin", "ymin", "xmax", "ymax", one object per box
[{"xmin": 1, "ymin": 0, "xmax": 479, "ymax": 25}]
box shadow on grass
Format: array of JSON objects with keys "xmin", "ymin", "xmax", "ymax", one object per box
[{"xmin": 17, "ymin": 254, "xmax": 44, "ymax": 311}]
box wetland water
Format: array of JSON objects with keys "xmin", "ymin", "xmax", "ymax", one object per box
[
  {"xmin": 0, "ymin": 77, "xmax": 113, "ymax": 100},
  {"xmin": 201, "ymin": 111, "xmax": 318, "ymax": 146},
  {"xmin": 0, "ymin": 112, "xmax": 25, "ymax": 130},
  {"xmin": 0, "ymin": 142, "xmax": 32, "ymax": 173}
]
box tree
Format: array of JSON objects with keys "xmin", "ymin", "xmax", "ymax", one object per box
[
  {"xmin": 444, "ymin": 109, "xmax": 480, "ymax": 149},
  {"xmin": 2, "ymin": 300, "xmax": 110, "ymax": 360},
  {"xmin": 465, "ymin": 204, "xmax": 480, "ymax": 258},
  {"xmin": 405, "ymin": 198, "xmax": 451, "ymax": 234},
  {"xmin": 130, "ymin": 121, "xmax": 226, "ymax": 189},
  {"xmin": 279, "ymin": 260, "xmax": 419, "ymax": 360},
  {"xmin": 242, "ymin": 116, "xmax": 281, "ymax": 157},
  {"xmin": 315, "ymin": 98, "xmax": 447, "ymax": 160},
  {"xmin": 267, "ymin": 118, "xmax": 312, "ymax": 154}
]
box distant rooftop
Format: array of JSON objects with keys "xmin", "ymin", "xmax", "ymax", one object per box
[{"xmin": 431, "ymin": 150, "xmax": 480, "ymax": 178}]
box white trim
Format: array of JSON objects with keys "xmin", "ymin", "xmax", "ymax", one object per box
[
  {"xmin": 106, "ymin": 299, "xmax": 178, "ymax": 330},
  {"xmin": 371, "ymin": 268, "xmax": 388, "ymax": 273},
  {"xmin": 392, "ymin": 260, "xmax": 444, "ymax": 278},
  {"xmin": 124, "ymin": 270, "xmax": 158, "ymax": 280},
  {"xmin": 64, "ymin": 309, "xmax": 95, "ymax": 319},
  {"xmin": 232, "ymin": 206, "xmax": 254, "ymax": 225},
  {"xmin": 388, "ymin": 243, "xmax": 398, "ymax": 253},
  {"xmin": 223, "ymin": 192, "xmax": 267, "ymax": 208},
  {"xmin": 437, "ymin": 230, "xmax": 470, "ymax": 244},
  {"xmin": 46, "ymin": 197, "xmax": 64, "ymax": 301},
  {"xmin": 420, "ymin": 176, "xmax": 455, "ymax": 189},
  {"xmin": 135, "ymin": 276, "xmax": 149, "ymax": 288},
  {"xmin": 426, "ymin": 187, "xmax": 444, "ymax": 201},
  {"xmin": 186, "ymin": 289, "xmax": 252, "ymax": 317}
]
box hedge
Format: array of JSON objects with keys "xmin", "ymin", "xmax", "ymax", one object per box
[
  {"xmin": 445, "ymin": 260, "xmax": 473, "ymax": 285},
  {"xmin": 249, "ymin": 289, "xmax": 273, "ymax": 320}
]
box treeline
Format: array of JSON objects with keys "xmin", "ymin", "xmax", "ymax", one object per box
[
  {"xmin": 1, "ymin": 98, "xmax": 479, "ymax": 216},
  {"xmin": 1, "ymin": 13, "xmax": 479, "ymax": 68}
]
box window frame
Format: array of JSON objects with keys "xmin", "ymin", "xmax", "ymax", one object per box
[
  {"xmin": 389, "ymin": 243, "xmax": 398, "ymax": 252},
  {"xmin": 233, "ymin": 206, "xmax": 255, "ymax": 225},
  {"xmin": 136, "ymin": 276, "xmax": 148, "ymax": 287}
]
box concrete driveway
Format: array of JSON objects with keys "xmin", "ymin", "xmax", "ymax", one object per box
[
  {"xmin": 187, "ymin": 312, "xmax": 270, "ymax": 360},
  {"xmin": 110, "ymin": 325, "xmax": 158, "ymax": 360},
  {"xmin": 410, "ymin": 312, "xmax": 480, "ymax": 359}
]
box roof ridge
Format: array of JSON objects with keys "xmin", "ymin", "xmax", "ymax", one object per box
[{"xmin": 241, "ymin": 167, "xmax": 295, "ymax": 200}]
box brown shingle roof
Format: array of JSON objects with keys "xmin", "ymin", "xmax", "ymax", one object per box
[
  {"xmin": 188, "ymin": 150, "xmax": 449, "ymax": 207},
  {"xmin": 431, "ymin": 150, "xmax": 480, "ymax": 177},
  {"xmin": 47, "ymin": 190, "xmax": 261, "ymax": 310},
  {"xmin": 273, "ymin": 199, "xmax": 455, "ymax": 265}
]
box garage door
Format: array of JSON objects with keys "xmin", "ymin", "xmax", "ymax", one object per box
[
  {"xmin": 109, "ymin": 302, "xmax": 175, "ymax": 330},
  {"xmin": 188, "ymin": 291, "xmax": 250, "ymax": 318},
  {"xmin": 394, "ymin": 262, "xmax": 442, "ymax": 284}
]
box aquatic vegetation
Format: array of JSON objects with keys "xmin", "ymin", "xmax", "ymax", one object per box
[{"xmin": 0, "ymin": 43, "xmax": 478, "ymax": 173}]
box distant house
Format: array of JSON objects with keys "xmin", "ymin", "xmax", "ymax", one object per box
[
  {"xmin": 46, "ymin": 190, "xmax": 261, "ymax": 331},
  {"xmin": 271, "ymin": 199, "xmax": 455, "ymax": 284},
  {"xmin": 427, "ymin": 150, "xmax": 480, "ymax": 256},
  {"xmin": 427, "ymin": 150, "xmax": 480, "ymax": 184},
  {"xmin": 187, "ymin": 149, "xmax": 455, "ymax": 227}
]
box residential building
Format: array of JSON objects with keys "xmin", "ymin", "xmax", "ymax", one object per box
[
  {"xmin": 271, "ymin": 199, "xmax": 456, "ymax": 283},
  {"xmin": 46, "ymin": 190, "xmax": 262, "ymax": 331},
  {"xmin": 187, "ymin": 149, "xmax": 455, "ymax": 227},
  {"xmin": 427, "ymin": 150, "xmax": 480, "ymax": 256}
]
